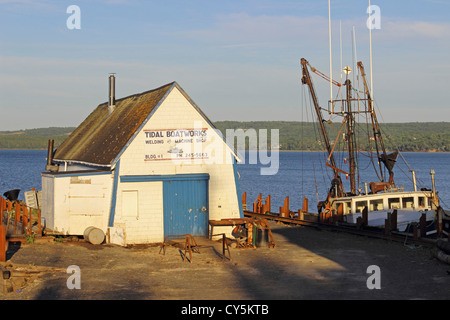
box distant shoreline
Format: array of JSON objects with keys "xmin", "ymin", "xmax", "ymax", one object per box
[
  {"xmin": 2, "ymin": 122, "xmax": 450, "ymax": 153},
  {"xmin": 2, "ymin": 148, "xmax": 449, "ymax": 154}
]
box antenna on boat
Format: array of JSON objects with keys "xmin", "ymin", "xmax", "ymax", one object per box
[
  {"xmin": 328, "ymin": 0, "xmax": 333, "ymax": 112},
  {"xmin": 340, "ymin": 20, "xmax": 343, "ymax": 87},
  {"xmin": 368, "ymin": 0, "xmax": 374, "ymax": 101},
  {"xmin": 352, "ymin": 25, "xmax": 360, "ymax": 112}
]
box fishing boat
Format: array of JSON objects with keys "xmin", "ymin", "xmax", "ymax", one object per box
[{"xmin": 300, "ymin": 58, "xmax": 444, "ymax": 235}]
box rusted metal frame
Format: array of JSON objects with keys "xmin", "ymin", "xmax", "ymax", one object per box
[
  {"xmin": 301, "ymin": 58, "xmax": 345, "ymax": 198},
  {"xmin": 251, "ymin": 194, "xmax": 271, "ymax": 215},
  {"xmin": 301, "ymin": 59, "xmax": 338, "ymax": 176},
  {"xmin": 357, "ymin": 61, "xmax": 388, "ymax": 182},
  {"xmin": 210, "ymin": 216, "xmax": 277, "ymax": 249},
  {"xmin": 209, "ymin": 219, "xmax": 246, "ymax": 240},
  {"xmin": 326, "ymin": 162, "xmax": 349, "ymax": 176},
  {"xmin": 252, "ymin": 218, "xmax": 277, "ymax": 248},
  {"xmin": 307, "ymin": 62, "xmax": 342, "ymax": 88},
  {"xmin": 159, "ymin": 234, "xmax": 202, "ymax": 263},
  {"xmin": 210, "ymin": 233, "xmax": 232, "ymax": 261}
]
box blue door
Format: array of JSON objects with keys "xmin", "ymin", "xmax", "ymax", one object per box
[{"xmin": 163, "ymin": 176, "xmax": 209, "ymax": 237}]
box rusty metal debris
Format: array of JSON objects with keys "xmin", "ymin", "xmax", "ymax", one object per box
[
  {"xmin": 209, "ymin": 217, "xmax": 276, "ymax": 249},
  {"xmin": 159, "ymin": 234, "xmax": 201, "ymax": 263}
]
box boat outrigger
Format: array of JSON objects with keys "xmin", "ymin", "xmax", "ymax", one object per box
[{"xmin": 300, "ymin": 58, "xmax": 445, "ymax": 235}]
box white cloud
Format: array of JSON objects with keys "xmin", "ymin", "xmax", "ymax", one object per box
[
  {"xmin": 175, "ymin": 13, "xmax": 330, "ymax": 48},
  {"xmin": 382, "ymin": 19, "xmax": 450, "ymax": 39}
]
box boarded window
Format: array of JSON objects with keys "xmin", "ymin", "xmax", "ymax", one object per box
[{"xmin": 122, "ymin": 190, "xmax": 139, "ymax": 219}]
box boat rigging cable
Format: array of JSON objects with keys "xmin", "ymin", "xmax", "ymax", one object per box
[{"xmin": 301, "ymin": 58, "xmax": 446, "ymax": 209}]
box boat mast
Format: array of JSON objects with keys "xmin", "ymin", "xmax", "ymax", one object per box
[{"xmin": 344, "ymin": 77, "xmax": 357, "ymax": 194}]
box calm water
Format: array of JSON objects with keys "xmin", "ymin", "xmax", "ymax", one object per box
[
  {"xmin": 238, "ymin": 151, "xmax": 450, "ymax": 211},
  {"xmin": 0, "ymin": 150, "xmax": 449, "ymax": 211}
]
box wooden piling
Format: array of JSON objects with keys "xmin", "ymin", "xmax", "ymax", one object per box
[
  {"xmin": 37, "ymin": 209, "xmax": 42, "ymax": 235},
  {"xmin": 413, "ymin": 224, "xmax": 419, "ymax": 240},
  {"xmin": 362, "ymin": 207, "xmax": 368, "ymax": 226},
  {"xmin": 302, "ymin": 197, "xmax": 308, "ymax": 213},
  {"xmin": 337, "ymin": 203, "xmax": 344, "ymax": 222},
  {"xmin": 262, "ymin": 195, "xmax": 271, "ymax": 214},
  {"xmin": 384, "ymin": 212, "xmax": 392, "ymax": 235},
  {"xmin": 420, "ymin": 213, "xmax": 427, "ymax": 237},
  {"xmin": 0, "ymin": 197, "xmax": 4, "ymax": 225},
  {"xmin": 242, "ymin": 192, "xmax": 247, "ymax": 211},
  {"xmin": 253, "ymin": 194, "xmax": 262, "ymax": 213},
  {"xmin": 0, "ymin": 225, "xmax": 6, "ymax": 262},
  {"xmin": 298, "ymin": 209, "xmax": 304, "ymax": 221},
  {"xmin": 14, "ymin": 202, "xmax": 20, "ymax": 235},
  {"xmin": 391, "ymin": 210, "xmax": 397, "ymax": 231},
  {"xmin": 279, "ymin": 196, "xmax": 289, "ymax": 218},
  {"xmin": 22, "ymin": 205, "xmax": 28, "ymax": 235}
]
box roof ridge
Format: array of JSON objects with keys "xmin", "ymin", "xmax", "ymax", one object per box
[{"xmin": 97, "ymin": 81, "xmax": 177, "ymax": 107}]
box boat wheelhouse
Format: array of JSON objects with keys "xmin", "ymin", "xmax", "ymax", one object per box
[{"xmin": 330, "ymin": 189, "xmax": 437, "ymax": 233}]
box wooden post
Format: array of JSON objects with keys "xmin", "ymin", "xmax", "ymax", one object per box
[
  {"xmin": 247, "ymin": 223, "xmax": 253, "ymax": 246},
  {"xmin": 279, "ymin": 196, "xmax": 289, "ymax": 218},
  {"xmin": 253, "ymin": 194, "xmax": 262, "ymax": 213},
  {"xmin": 391, "ymin": 210, "xmax": 397, "ymax": 231},
  {"xmin": 337, "ymin": 203, "xmax": 344, "ymax": 222},
  {"xmin": 0, "ymin": 197, "xmax": 4, "ymax": 225},
  {"xmin": 413, "ymin": 224, "xmax": 419, "ymax": 240},
  {"xmin": 419, "ymin": 213, "xmax": 427, "ymax": 237},
  {"xmin": 262, "ymin": 195, "xmax": 271, "ymax": 213},
  {"xmin": 362, "ymin": 206, "xmax": 368, "ymax": 226},
  {"xmin": 242, "ymin": 192, "xmax": 247, "ymax": 211},
  {"xmin": 14, "ymin": 202, "xmax": 21, "ymax": 235},
  {"xmin": 302, "ymin": 197, "xmax": 308, "ymax": 213},
  {"xmin": 28, "ymin": 207, "xmax": 33, "ymax": 235},
  {"xmin": 384, "ymin": 212, "xmax": 391, "ymax": 235},
  {"xmin": 37, "ymin": 209, "xmax": 42, "ymax": 235},
  {"xmin": 22, "ymin": 205, "xmax": 28, "ymax": 235},
  {"xmin": 0, "ymin": 225, "xmax": 6, "ymax": 262},
  {"xmin": 298, "ymin": 209, "xmax": 304, "ymax": 221}
]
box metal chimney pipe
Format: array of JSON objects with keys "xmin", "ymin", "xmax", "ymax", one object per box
[{"xmin": 108, "ymin": 73, "xmax": 116, "ymax": 115}]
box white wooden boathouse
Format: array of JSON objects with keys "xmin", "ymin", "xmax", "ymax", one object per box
[{"xmin": 41, "ymin": 77, "xmax": 243, "ymax": 245}]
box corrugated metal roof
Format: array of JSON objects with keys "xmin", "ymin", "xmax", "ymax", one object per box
[{"xmin": 53, "ymin": 82, "xmax": 175, "ymax": 166}]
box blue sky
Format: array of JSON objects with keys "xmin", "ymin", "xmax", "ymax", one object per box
[{"xmin": 1, "ymin": 0, "xmax": 449, "ymax": 130}]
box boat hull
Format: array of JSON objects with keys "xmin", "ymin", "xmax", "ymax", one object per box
[{"xmin": 343, "ymin": 209, "xmax": 436, "ymax": 233}]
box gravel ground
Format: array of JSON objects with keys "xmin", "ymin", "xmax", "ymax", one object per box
[{"xmin": 1, "ymin": 221, "xmax": 449, "ymax": 301}]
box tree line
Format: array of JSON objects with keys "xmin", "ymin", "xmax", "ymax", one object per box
[{"xmin": 1, "ymin": 122, "xmax": 449, "ymax": 152}]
